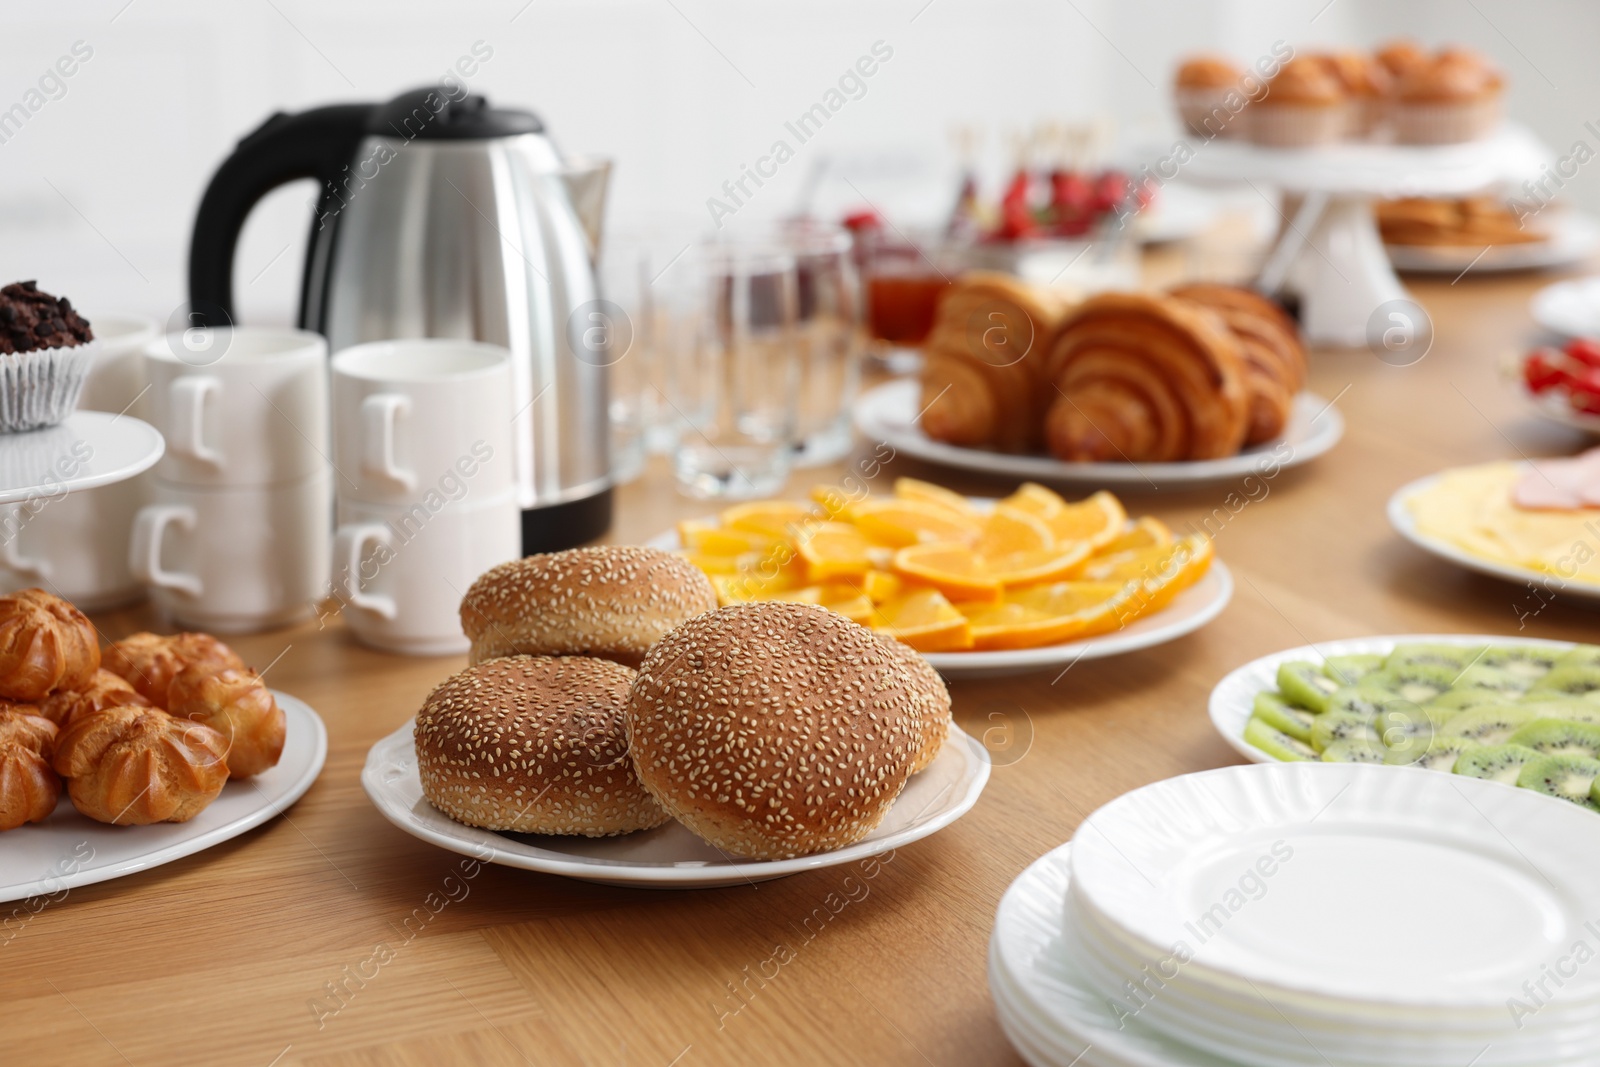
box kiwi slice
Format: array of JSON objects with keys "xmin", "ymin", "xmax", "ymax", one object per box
[
  {"xmin": 1554, "ymin": 646, "xmax": 1600, "ymax": 670},
  {"xmin": 1507, "ymin": 718, "xmax": 1600, "ymax": 760},
  {"xmin": 1323, "ymin": 654, "xmax": 1384, "ymax": 687},
  {"xmin": 1521, "ymin": 699, "xmax": 1600, "ymax": 725},
  {"xmin": 1277, "ymin": 662, "xmax": 1341, "ymax": 713},
  {"xmin": 1480, "ymin": 644, "xmax": 1568, "ymax": 681},
  {"xmin": 1244, "ymin": 716, "xmax": 1315, "ymax": 762},
  {"xmin": 1454, "ymin": 744, "xmax": 1543, "ymax": 785},
  {"xmin": 1363, "ymin": 663, "xmax": 1458, "ymax": 705},
  {"xmin": 1322, "ymin": 686, "xmax": 1391, "ymax": 719},
  {"xmin": 1451, "ymin": 664, "xmax": 1532, "ymax": 698},
  {"xmin": 1429, "ymin": 688, "xmax": 1508, "ymax": 713},
  {"xmin": 1517, "ymin": 754, "xmax": 1600, "ymax": 811},
  {"xmin": 1374, "ymin": 702, "xmax": 1450, "ymax": 747},
  {"xmin": 1387, "ymin": 734, "xmax": 1478, "ymax": 771},
  {"xmin": 1311, "ymin": 712, "xmax": 1382, "ymax": 753},
  {"xmin": 1439, "ymin": 705, "xmax": 1543, "ymax": 746},
  {"xmin": 1253, "ymin": 692, "xmax": 1315, "ymax": 744},
  {"xmin": 1322, "ymin": 738, "xmax": 1387, "ymax": 764},
  {"xmin": 1384, "ymin": 643, "xmax": 1486, "ymax": 673},
  {"xmin": 1529, "ymin": 664, "xmax": 1600, "ymax": 703}
]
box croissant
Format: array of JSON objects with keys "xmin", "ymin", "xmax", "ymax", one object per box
[
  {"xmin": 919, "ymin": 272, "xmax": 1075, "ymax": 452},
  {"xmin": 0, "ymin": 588, "xmax": 100, "ymax": 702},
  {"xmin": 0, "ymin": 706, "xmax": 60, "ymax": 830},
  {"xmin": 1169, "ymin": 283, "xmax": 1306, "ymax": 445},
  {"xmin": 165, "ymin": 667, "xmax": 285, "ymax": 778},
  {"xmin": 53, "ymin": 704, "xmax": 229, "ymax": 825},
  {"xmin": 102, "ymin": 632, "xmax": 246, "ymax": 706},
  {"xmin": 1043, "ymin": 293, "xmax": 1250, "ymax": 462},
  {"xmin": 39, "ymin": 669, "xmax": 152, "ymax": 728}
]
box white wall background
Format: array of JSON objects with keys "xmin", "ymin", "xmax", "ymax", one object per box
[{"xmin": 0, "ymin": 0, "xmax": 1592, "ymax": 327}]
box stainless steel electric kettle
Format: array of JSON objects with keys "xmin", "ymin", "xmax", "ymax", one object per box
[{"xmin": 188, "ymin": 86, "xmax": 613, "ymax": 553}]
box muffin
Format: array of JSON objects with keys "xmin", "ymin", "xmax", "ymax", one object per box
[
  {"xmin": 1392, "ymin": 52, "xmax": 1503, "ymax": 145},
  {"xmin": 1313, "ymin": 51, "xmax": 1392, "ymax": 138},
  {"xmin": 1374, "ymin": 39, "xmax": 1430, "ymax": 83},
  {"xmin": 1250, "ymin": 57, "xmax": 1348, "ymax": 149},
  {"xmin": 1174, "ymin": 55, "xmax": 1247, "ymax": 139},
  {"xmin": 0, "ymin": 281, "xmax": 96, "ymax": 433}
]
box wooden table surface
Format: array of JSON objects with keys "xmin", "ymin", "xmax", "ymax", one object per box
[{"xmin": 6, "ymin": 262, "xmax": 1597, "ymax": 1067}]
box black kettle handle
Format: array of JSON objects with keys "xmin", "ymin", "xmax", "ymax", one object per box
[{"xmin": 187, "ymin": 104, "xmax": 370, "ymax": 328}]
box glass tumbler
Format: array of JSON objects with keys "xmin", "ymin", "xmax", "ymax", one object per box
[
  {"xmin": 781, "ymin": 222, "xmax": 863, "ymax": 467},
  {"xmin": 669, "ymin": 244, "xmax": 800, "ymax": 500}
]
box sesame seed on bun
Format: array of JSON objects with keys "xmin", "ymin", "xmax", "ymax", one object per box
[
  {"xmin": 459, "ymin": 546, "xmax": 717, "ymax": 668},
  {"xmin": 414, "ymin": 655, "xmax": 669, "ymax": 836},
  {"xmin": 625, "ymin": 602, "xmax": 925, "ymax": 860},
  {"xmin": 873, "ymin": 632, "xmax": 950, "ymax": 773}
]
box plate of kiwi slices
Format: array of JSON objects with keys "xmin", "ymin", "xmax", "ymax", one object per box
[{"xmin": 1211, "ymin": 634, "xmax": 1600, "ymax": 813}]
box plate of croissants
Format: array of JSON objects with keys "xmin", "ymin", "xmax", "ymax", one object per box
[
  {"xmin": 866, "ymin": 274, "xmax": 1343, "ymax": 486},
  {"xmin": 0, "ymin": 588, "xmax": 326, "ymax": 904},
  {"xmin": 363, "ymin": 547, "xmax": 989, "ymax": 888}
]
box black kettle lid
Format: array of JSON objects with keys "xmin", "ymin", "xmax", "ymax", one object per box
[{"xmin": 366, "ymin": 87, "xmax": 543, "ymax": 140}]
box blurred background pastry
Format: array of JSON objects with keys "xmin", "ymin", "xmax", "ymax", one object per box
[
  {"xmin": 1249, "ymin": 56, "xmax": 1349, "ymax": 148},
  {"xmin": 1173, "ymin": 55, "xmax": 1248, "ymax": 139},
  {"xmin": 1169, "ymin": 283, "xmax": 1307, "ymax": 445},
  {"xmin": 1392, "ymin": 49, "xmax": 1504, "ymax": 144}
]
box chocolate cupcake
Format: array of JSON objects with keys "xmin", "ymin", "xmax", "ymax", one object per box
[{"xmin": 0, "ymin": 280, "xmax": 96, "ymax": 432}]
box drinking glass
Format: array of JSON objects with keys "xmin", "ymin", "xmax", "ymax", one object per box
[
  {"xmin": 780, "ymin": 221, "xmax": 862, "ymax": 467},
  {"xmin": 857, "ymin": 227, "xmax": 962, "ymax": 375},
  {"xmin": 669, "ymin": 244, "xmax": 800, "ymax": 500}
]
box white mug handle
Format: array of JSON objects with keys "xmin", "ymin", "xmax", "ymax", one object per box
[
  {"xmin": 169, "ymin": 377, "xmax": 225, "ymax": 468},
  {"xmin": 360, "ymin": 393, "xmax": 415, "ymax": 490},
  {"xmin": 129, "ymin": 504, "xmax": 203, "ymax": 596},
  {"xmin": 332, "ymin": 522, "xmax": 397, "ymax": 620},
  {"xmin": 0, "ymin": 505, "xmax": 50, "ymax": 581}
]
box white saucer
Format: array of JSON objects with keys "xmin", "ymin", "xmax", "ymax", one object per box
[
  {"xmin": 1533, "ymin": 275, "xmax": 1600, "ymax": 339},
  {"xmin": 0, "ymin": 411, "xmax": 164, "ymax": 504},
  {"xmin": 851, "ymin": 380, "xmax": 1343, "ymax": 489},
  {"xmin": 361, "ymin": 719, "xmax": 989, "ymax": 888},
  {"xmin": 1387, "ymin": 473, "xmax": 1600, "ymax": 602},
  {"xmin": 0, "ymin": 691, "xmax": 326, "ymax": 903}
]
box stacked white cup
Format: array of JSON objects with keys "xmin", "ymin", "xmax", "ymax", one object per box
[
  {"xmin": 327, "ymin": 340, "xmax": 521, "ymax": 655},
  {"xmin": 132, "ymin": 328, "xmax": 333, "ymax": 633}
]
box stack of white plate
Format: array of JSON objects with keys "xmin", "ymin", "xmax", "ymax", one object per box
[{"xmin": 990, "ymin": 762, "xmax": 1600, "ymax": 1066}]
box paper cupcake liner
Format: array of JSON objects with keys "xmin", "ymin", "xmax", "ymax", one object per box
[
  {"xmin": 1176, "ymin": 88, "xmax": 1248, "ymax": 140},
  {"xmin": 0, "ymin": 339, "xmax": 97, "ymax": 434},
  {"xmin": 1246, "ymin": 104, "xmax": 1348, "ymax": 149},
  {"xmin": 1391, "ymin": 98, "xmax": 1502, "ymax": 145}
]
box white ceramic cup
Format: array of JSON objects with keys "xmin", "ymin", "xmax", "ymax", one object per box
[
  {"xmin": 130, "ymin": 471, "xmax": 332, "ymax": 633},
  {"xmin": 330, "ymin": 491, "xmax": 520, "ymax": 655},
  {"xmin": 331, "ymin": 340, "xmax": 515, "ymax": 505},
  {"xmin": 0, "ymin": 315, "xmax": 158, "ymax": 609},
  {"xmin": 144, "ymin": 327, "xmax": 328, "ymax": 487}
]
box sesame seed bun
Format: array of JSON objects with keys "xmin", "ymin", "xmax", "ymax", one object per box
[
  {"xmin": 415, "ymin": 655, "xmax": 669, "ymax": 836},
  {"xmin": 626, "ymin": 602, "xmax": 924, "ymax": 860},
  {"xmin": 459, "ymin": 546, "xmax": 717, "ymax": 668},
  {"xmin": 873, "ymin": 632, "xmax": 950, "ymax": 773}
]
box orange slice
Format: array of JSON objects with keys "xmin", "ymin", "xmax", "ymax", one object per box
[
  {"xmin": 796, "ymin": 522, "xmax": 874, "ymax": 582},
  {"xmin": 976, "ymin": 504, "xmax": 1055, "ymax": 558},
  {"xmin": 1045, "ymin": 490, "xmax": 1127, "ymax": 549},
  {"xmin": 720, "ymin": 500, "xmax": 817, "ymax": 540},
  {"xmin": 680, "ymin": 550, "xmax": 767, "ymax": 576},
  {"xmin": 870, "ymin": 588, "xmax": 974, "ymax": 651},
  {"xmin": 862, "ymin": 569, "xmax": 905, "ymax": 604},
  {"xmin": 1001, "ymin": 482, "xmax": 1069, "ymax": 520},
  {"xmin": 983, "ymin": 542, "xmax": 1094, "ymax": 587},
  {"xmin": 786, "ymin": 583, "xmax": 874, "ymax": 624},
  {"xmin": 1096, "ymin": 516, "xmax": 1174, "ymax": 556},
  {"xmin": 893, "ymin": 477, "xmax": 976, "ymax": 517},
  {"xmin": 809, "ymin": 484, "xmax": 861, "ymax": 519},
  {"xmin": 1079, "ymin": 545, "xmax": 1177, "ymax": 583},
  {"xmin": 891, "ymin": 543, "xmax": 1001, "ymax": 601},
  {"xmin": 963, "ymin": 580, "xmax": 1138, "ymax": 650},
  {"xmin": 678, "ymin": 519, "xmax": 779, "ymax": 556},
  {"xmin": 852, "ymin": 499, "xmax": 981, "ymax": 548},
  {"xmin": 1133, "ymin": 534, "xmax": 1214, "ymax": 613}
]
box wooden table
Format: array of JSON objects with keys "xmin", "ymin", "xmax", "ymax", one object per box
[{"xmin": 7, "ymin": 264, "xmax": 1597, "ymax": 1067}]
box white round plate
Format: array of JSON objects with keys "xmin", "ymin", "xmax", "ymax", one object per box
[
  {"xmin": 1533, "ymin": 276, "xmax": 1600, "ymax": 340},
  {"xmin": 1387, "ymin": 473, "xmax": 1600, "ymax": 602},
  {"xmin": 0, "ymin": 411, "xmax": 164, "ymax": 505},
  {"xmin": 852, "ymin": 380, "xmax": 1342, "ymax": 489},
  {"xmin": 361, "ymin": 720, "xmax": 990, "ymax": 888},
  {"xmin": 0, "ymin": 691, "xmax": 326, "ymax": 904},
  {"xmin": 1071, "ymin": 761, "xmax": 1600, "ymax": 1010},
  {"xmin": 1388, "ymin": 212, "xmax": 1600, "ymax": 275},
  {"xmin": 1514, "ymin": 379, "xmax": 1600, "ymax": 435},
  {"xmin": 1209, "ymin": 632, "xmax": 1581, "ymax": 767},
  {"xmin": 645, "ymin": 511, "xmax": 1234, "ymax": 679}
]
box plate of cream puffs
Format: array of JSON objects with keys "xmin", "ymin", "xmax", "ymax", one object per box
[
  {"xmin": 0, "ymin": 589, "xmax": 326, "ymax": 903},
  {"xmin": 362, "ymin": 546, "xmax": 990, "ymax": 887}
]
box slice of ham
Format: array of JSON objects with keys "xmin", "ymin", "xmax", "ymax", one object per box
[{"xmin": 1513, "ymin": 448, "xmax": 1600, "ymax": 509}]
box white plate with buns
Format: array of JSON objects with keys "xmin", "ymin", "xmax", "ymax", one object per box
[
  {"xmin": 0, "ymin": 691, "xmax": 326, "ymax": 904},
  {"xmin": 362, "ymin": 717, "xmax": 989, "ymax": 888},
  {"xmin": 852, "ymin": 379, "xmax": 1343, "ymax": 489}
]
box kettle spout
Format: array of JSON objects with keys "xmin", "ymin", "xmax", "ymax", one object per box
[{"xmin": 560, "ymin": 157, "xmax": 611, "ymax": 263}]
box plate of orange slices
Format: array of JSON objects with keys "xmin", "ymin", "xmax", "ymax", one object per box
[{"xmin": 647, "ymin": 479, "xmax": 1233, "ymax": 678}]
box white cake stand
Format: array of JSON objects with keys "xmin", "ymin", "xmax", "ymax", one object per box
[
  {"xmin": 1178, "ymin": 124, "xmax": 1550, "ymax": 346},
  {"xmin": 0, "ymin": 411, "xmax": 164, "ymax": 504}
]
